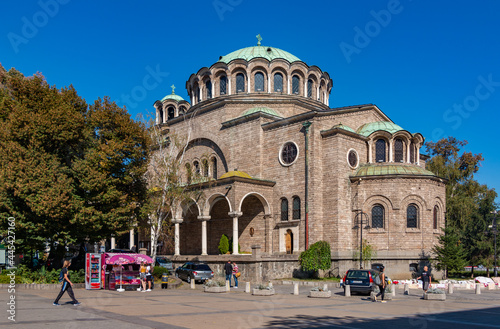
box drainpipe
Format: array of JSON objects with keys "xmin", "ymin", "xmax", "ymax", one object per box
[{"xmin": 302, "ymin": 121, "xmax": 312, "ymax": 250}]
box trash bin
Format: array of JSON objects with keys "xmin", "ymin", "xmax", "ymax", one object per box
[{"xmin": 162, "ymin": 273, "xmax": 168, "ymax": 289}]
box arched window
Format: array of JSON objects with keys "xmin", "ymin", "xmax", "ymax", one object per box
[
  {"xmin": 410, "ymin": 143, "xmax": 415, "ymax": 163},
  {"xmin": 202, "ymin": 159, "xmax": 209, "ymax": 177},
  {"xmin": 372, "ymin": 204, "xmax": 384, "ymax": 228},
  {"xmin": 274, "ymin": 73, "xmax": 283, "ymax": 92},
  {"xmin": 193, "ymin": 161, "xmax": 200, "ymax": 175},
  {"xmin": 394, "ymin": 138, "xmax": 404, "ymax": 162},
  {"xmin": 292, "ymin": 75, "xmax": 300, "ymax": 94},
  {"xmin": 407, "ymin": 204, "xmax": 418, "ymax": 228},
  {"xmin": 281, "ymin": 198, "xmax": 288, "ymax": 221},
  {"xmin": 178, "ymin": 107, "xmax": 186, "ymax": 115},
  {"xmin": 220, "ymin": 76, "xmax": 227, "ymax": 95},
  {"xmin": 236, "ymin": 73, "xmax": 245, "ymax": 93},
  {"xmin": 158, "ymin": 108, "xmax": 164, "ymax": 124},
  {"xmin": 211, "ymin": 157, "xmax": 217, "ymax": 179},
  {"xmin": 254, "ymin": 72, "xmax": 264, "ymax": 92},
  {"xmin": 375, "ymin": 139, "xmax": 386, "ymax": 162},
  {"xmin": 307, "ymin": 79, "xmax": 313, "ymax": 98},
  {"xmin": 205, "ymin": 80, "xmax": 212, "ymax": 99},
  {"xmin": 167, "ymin": 107, "xmax": 175, "ymax": 120},
  {"xmin": 196, "ymin": 87, "xmax": 200, "ymax": 102},
  {"xmin": 433, "ymin": 206, "xmax": 439, "ymax": 229},
  {"xmin": 292, "ymin": 196, "xmax": 301, "ymax": 220},
  {"xmin": 185, "ymin": 163, "xmax": 192, "ymax": 184}
]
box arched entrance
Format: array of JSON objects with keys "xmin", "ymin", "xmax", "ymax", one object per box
[
  {"xmin": 208, "ymin": 197, "xmax": 231, "ymax": 254},
  {"xmin": 179, "ymin": 200, "xmax": 200, "ymax": 255}
]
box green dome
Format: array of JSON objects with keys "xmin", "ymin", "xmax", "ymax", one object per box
[
  {"xmin": 243, "ymin": 106, "xmax": 281, "ymax": 117},
  {"xmin": 161, "ymin": 93, "xmax": 185, "ymax": 102},
  {"xmin": 218, "ymin": 46, "xmax": 301, "ymax": 64},
  {"xmin": 332, "ymin": 123, "xmax": 355, "ymax": 133},
  {"xmin": 357, "ymin": 121, "xmax": 404, "ymax": 137},
  {"xmin": 352, "ymin": 164, "xmax": 436, "ymax": 177}
]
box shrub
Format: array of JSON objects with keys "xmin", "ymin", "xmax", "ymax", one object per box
[
  {"xmin": 299, "ymin": 241, "xmax": 331, "ymax": 272},
  {"xmin": 204, "ymin": 279, "xmax": 225, "ymax": 287},
  {"xmin": 218, "ymin": 234, "xmax": 229, "ymax": 254},
  {"xmin": 153, "ymin": 266, "xmax": 168, "ymax": 280}
]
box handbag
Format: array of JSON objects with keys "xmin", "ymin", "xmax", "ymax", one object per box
[{"xmin": 235, "ymin": 272, "xmax": 241, "ymax": 278}]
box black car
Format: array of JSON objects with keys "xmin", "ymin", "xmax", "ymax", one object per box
[
  {"xmin": 342, "ymin": 269, "xmax": 380, "ymax": 295},
  {"xmin": 175, "ymin": 262, "xmax": 214, "ymax": 283}
]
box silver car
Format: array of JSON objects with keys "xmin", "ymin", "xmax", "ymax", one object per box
[{"xmin": 175, "ymin": 262, "xmax": 214, "ymax": 283}]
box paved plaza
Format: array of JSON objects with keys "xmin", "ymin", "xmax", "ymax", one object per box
[{"xmin": 1, "ymin": 283, "xmax": 500, "ymax": 329}]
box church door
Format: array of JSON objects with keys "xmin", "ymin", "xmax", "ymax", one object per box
[{"xmin": 285, "ymin": 230, "xmax": 293, "ymax": 254}]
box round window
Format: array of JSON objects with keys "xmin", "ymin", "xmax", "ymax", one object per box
[
  {"xmin": 348, "ymin": 149, "xmax": 358, "ymax": 168},
  {"xmin": 280, "ymin": 142, "xmax": 298, "ymax": 166}
]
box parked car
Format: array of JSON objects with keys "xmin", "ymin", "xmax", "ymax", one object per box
[
  {"xmin": 342, "ymin": 269, "xmax": 380, "ymax": 295},
  {"xmin": 175, "ymin": 262, "xmax": 214, "ymax": 283},
  {"xmin": 156, "ymin": 257, "xmax": 173, "ymax": 271}
]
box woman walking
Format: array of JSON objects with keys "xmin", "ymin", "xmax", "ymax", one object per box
[
  {"xmin": 53, "ymin": 260, "xmax": 80, "ymax": 306},
  {"xmin": 139, "ymin": 262, "xmax": 147, "ymax": 292}
]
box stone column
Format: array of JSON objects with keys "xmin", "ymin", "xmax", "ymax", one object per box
[
  {"xmin": 388, "ymin": 138, "xmax": 394, "ymax": 162},
  {"xmin": 229, "ymin": 211, "xmax": 243, "ymax": 255},
  {"xmin": 171, "ymin": 218, "xmax": 183, "ymax": 256},
  {"xmin": 228, "ymin": 76, "xmax": 232, "ymax": 95},
  {"xmin": 110, "ymin": 236, "xmax": 116, "ymax": 250},
  {"xmin": 129, "ymin": 229, "xmax": 134, "ymax": 250},
  {"xmin": 287, "ymin": 76, "xmax": 290, "ymax": 94},
  {"xmin": 368, "ymin": 140, "xmax": 373, "ymax": 163},
  {"xmin": 198, "ymin": 216, "xmax": 211, "ymax": 255},
  {"xmin": 267, "ymin": 75, "xmax": 271, "ymax": 93}
]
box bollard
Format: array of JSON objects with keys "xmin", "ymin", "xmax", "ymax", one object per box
[
  {"xmin": 475, "ymin": 283, "xmax": 481, "ymax": 294},
  {"xmin": 323, "ymin": 283, "xmax": 328, "ymax": 291},
  {"xmin": 391, "ymin": 284, "xmax": 396, "ymax": 297},
  {"xmin": 269, "ymin": 282, "xmax": 273, "ymax": 288},
  {"xmin": 293, "ymin": 283, "xmax": 299, "ymax": 295},
  {"xmin": 226, "ymin": 280, "xmax": 230, "ymax": 291},
  {"xmin": 245, "ymin": 282, "xmax": 251, "ymax": 293},
  {"xmin": 488, "ymin": 283, "xmax": 494, "ymax": 290},
  {"xmin": 404, "ymin": 283, "xmax": 409, "ymax": 295},
  {"xmin": 190, "ymin": 279, "xmax": 195, "ymax": 289},
  {"xmin": 448, "ymin": 283, "xmax": 454, "ymax": 294},
  {"xmin": 344, "ymin": 284, "xmax": 351, "ymax": 297}
]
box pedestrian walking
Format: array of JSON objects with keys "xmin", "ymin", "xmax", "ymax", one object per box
[
  {"xmin": 139, "ymin": 261, "xmax": 147, "ymax": 292},
  {"xmin": 232, "ymin": 262, "xmax": 239, "ymax": 288},
  {"xmin": 374, "ymin": 266, "xmax": 386, "ymax": 303},
  {"xmin": 417, "ymin": 265, "xmax": 432, "ymax": 296},
  {"xmin": 53, "ymin": 260, "xmax": 80, "ymax": 306},
  {"xmin": 146, "ymin": 263, "xmax": 153, "ymax": 291}
]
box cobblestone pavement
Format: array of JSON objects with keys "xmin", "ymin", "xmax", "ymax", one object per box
[{"xmin": 1, "ymin": 282, "xmax": 500, "ymax": 329}]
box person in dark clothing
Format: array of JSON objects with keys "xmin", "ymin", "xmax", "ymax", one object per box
[
  {"xmin": 224, "ymin": 260, "xmax": 233, "ymax": 286},
  {"xmin": 53, "ymin": 260, "xmax": 80, "ymax": 306},
  {"xmin": 374, "ymin": 266, "xmax": 386, "ymax": 303},
  {"xmin": 417, "ymin": 266, "xmax": 432, "ymax": 294}
]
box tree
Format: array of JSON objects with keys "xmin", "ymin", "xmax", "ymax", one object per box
[
  {"xmin": 218, "ymin": 234, "xmax": 229, "ymax": 255},
  {"xmin": 432, "ymin": 227, "xmax": 467, "ymax": 278},
  {"xmin": 0, "ymin": 65, "xmax": 149, "ymax": 258},
  {"xmin": 140, "ymin": 115, "xmax": 206, "ymax": 262},
  {"xmin": 299, "ymin": 241, "xmax": 331, "ymax": 275}
]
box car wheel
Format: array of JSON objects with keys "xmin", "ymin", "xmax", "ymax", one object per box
[{"xmin": 187, "ymin": 276, "xmax": 191, "ymax": 284}]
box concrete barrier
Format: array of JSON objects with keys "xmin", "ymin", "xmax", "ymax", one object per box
[
  {"xmin": 293, "ymin": 283, "xmax": 299, "ymax": 295},
  {"xmin": 475, "ymin": 283, "xmax": 481, "ymax": 294},
  {"xmin": 344, "ymin": 284, "xmax": 350, "ymax": 297}
]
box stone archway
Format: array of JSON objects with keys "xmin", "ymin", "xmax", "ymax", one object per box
[
  {"xmin": 179, "ymin": 200, "xmax": 200, "ymax": 255},
  {"xmin": 208, "ymin": 197, "xmax": 231, "ymax": 254},
  {"xmin": 239, "ymin": 194, "xmax": 266, "ymax": 253}
]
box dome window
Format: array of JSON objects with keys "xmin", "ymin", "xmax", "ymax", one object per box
[
  {"xmin": 375, "ymin": 139, "xmax": 386, "ymax": 162},
  {"xmin": 372, "ymin": 204, "xmax": 384, "ymax": 228},
  {"xmin": 220, "ymin": 76, "xmax": 227, "ymax": 95},
  {"xmin": 407, "ymin": 204, "xmax": 418, "ymax": 228},
  {"xmin": 292, "ymin": 75, "xmax": 300, "ymax": 95},
  {"xmin": 206, "ymin": 80, "xmax": 212, "ymax": 99},
  {"xmin": 274, "ymin": 73, "xmax": 283, "ymax": 92},
  {"xmin": 158, "ymin": 108, "xmax": 164, "ymax": 124},
  {"xmin": 254, "ymin": 72, "xmax": 264, "ymax": 92},
  {"xmin": 348, "ymin": 149, "xmax": 358, "ymax": 168},
  {"xmin": 307, "ymin": 79, "xmax": 313, "ymax": 98},
  {"xmin": 167, "ymin": 107, "xmax": 175, "ymax": 120},
  {"xmin": 236, "ymin": 73, "xmax": 245, "ymax": 93},
  {"xmin": 280, "ymin": 141, "xmax": 299, "ymax": 166},
  {"xmin": 394, "ymin": 138, "xmax": 404, "ymax": 162}
]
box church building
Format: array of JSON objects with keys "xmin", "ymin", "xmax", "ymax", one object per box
[{"xmin": 153, "ymin": 37, "xmax": 446, "ymax": 279}]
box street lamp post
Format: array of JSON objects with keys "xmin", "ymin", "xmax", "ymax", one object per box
[
  {"xmin": 490, "ymin": 210, "xmax": 498, "ymax": 277},
  {"xmin": 353, "ymin": 211, "xmax": 370, "ymax": 270}
]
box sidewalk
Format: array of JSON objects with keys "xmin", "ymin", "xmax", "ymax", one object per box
[{"xmin": 1, "ymin": 283, "xmax": 500, "ymax": 328}]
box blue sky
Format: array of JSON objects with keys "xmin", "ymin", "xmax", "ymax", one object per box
[{"xmin": 1, "ymin": 0, "xmax": 499, "ymax": 204}]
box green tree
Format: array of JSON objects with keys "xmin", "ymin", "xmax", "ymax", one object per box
[
  {"xmin": 432, "ymin": 227, "xmax": 467, "ymax": 278},
  {"xmin": 218, "ymin": 234, "xmax": 229, "ymax": 255},
  {"xmin": 0, "ymin": 65, "xmax": 149, "ymax": 257},
  {"xmin": 299, "ymin": 241, "xmax": 331, "ymax": 274}
]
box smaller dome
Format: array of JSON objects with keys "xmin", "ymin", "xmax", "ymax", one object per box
[
  {"xmin": 332, "ymin": 123, "xmax": 355, "ymax": 133},
  {"xmin": 218, "ymin": 46, "xmax": 301, "ymax": 64},
  {"xmin": 357, "ymin": 121, "xmax": 404, "ymax": 137},
  {"xmin": 243, "ymin": 106, "xmax": 281, "ymax": 117},
  {"xmin": 161, "ymin": 84, "xmax": 185, "ymax": 102},
  {"xmin": 352, "ymin": 164, "xmax": 436, "ymax": 178},
  {"xmin": 220, "ymin": 171, "xmax": 252, "ymax": 179}
]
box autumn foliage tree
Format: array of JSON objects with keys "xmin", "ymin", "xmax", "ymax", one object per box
[{"xmin": 0, "ymin": 65, "xmax": 149, "ymax": 257}]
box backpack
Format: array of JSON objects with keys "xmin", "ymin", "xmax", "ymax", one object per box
[
  {"xmin": 373, "ymin": 273, "xmax": 382, "ymax": 285},
  {"xmin": 58, "ymin": 269, "xmax": 64, "ymax": 283}
]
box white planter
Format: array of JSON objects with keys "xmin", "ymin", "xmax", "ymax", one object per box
[
  {"xmin": 424, "ymin": 293, "xmax": 446, "ymax": 301},
  {"xmin": 252, "ymin": 288, "xmax": 275, "ymax": 296},
  {"xmin": 309, "ymin": 290, "xmax": 331, "ymax": 298},
  {"xmin": 204, "ymin": 286, "xmax": 227, "ymax": 293}
]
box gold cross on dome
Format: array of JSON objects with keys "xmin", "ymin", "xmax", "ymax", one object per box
[
  {"xmin": 171, "ymin": 84, "xmax": 176, "ymax": 94},
  {"xmin": 256, "ymin": 34, "xmax": 262, "ymax": 46}
]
